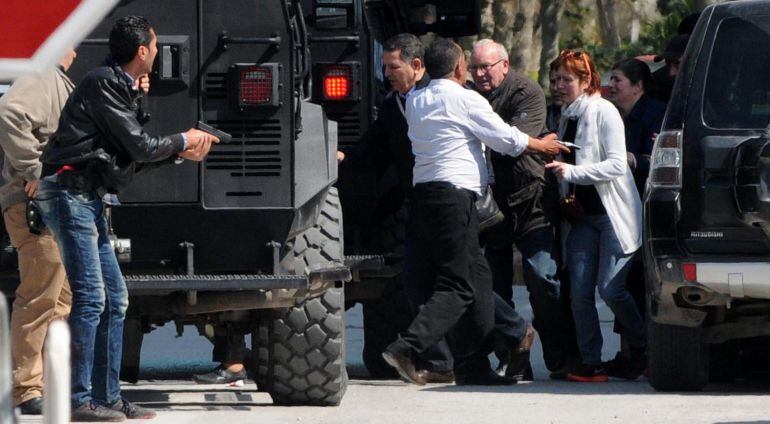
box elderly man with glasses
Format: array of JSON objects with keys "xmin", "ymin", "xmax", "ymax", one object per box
[{"xmin": 469, "ymin": 39, "xmax": 580, "ymax": 380}]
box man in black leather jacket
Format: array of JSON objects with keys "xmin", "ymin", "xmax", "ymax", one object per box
[
  {"xmin": 470, "ymin": 39, "xmax": 579, "ymax": 378},
  {"xmin": 35, "ymin": 16, "xmax": 217, "ymax": 422}
]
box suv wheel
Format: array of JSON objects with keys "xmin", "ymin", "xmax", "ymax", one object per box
[{"xmin": 648, "ymin": 320, "xmax": 709, "ymax": 391}]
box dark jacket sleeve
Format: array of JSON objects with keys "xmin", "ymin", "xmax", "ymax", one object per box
[
  {"xmin": 341, "ymin": 99, "xmax": 393, "ymax": 174},
  {"xmin": 507, "ymin": 81, "xmax": 548, "ymax": 138},
  {"xmin": 635, "ymin": 102, "xmax": 666, "ymax": 180},
  {"xmin": 88, "ymin": 78, "xmax": 185, "ymax": 163}
]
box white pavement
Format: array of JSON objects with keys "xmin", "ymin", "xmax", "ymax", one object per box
[{"xmin": 15, "ymin": 287, "xmax": 770, "ymax": 424}]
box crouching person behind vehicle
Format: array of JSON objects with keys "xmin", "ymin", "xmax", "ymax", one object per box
[{"xmin": 35, "ymin": 16, "xmax": 218, "ymax": 422}]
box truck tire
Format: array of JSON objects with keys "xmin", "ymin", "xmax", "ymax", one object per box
[
  {"xmin": 648, "ymin": 320, "xmax": 709, "ymax": 391},
  {"xmin": 279, "ymin": 188, "xmax": 343, "ymax": 275},
  {"xmin": 254, "ymin": 187, "xmax": 347, "ymax": 405},
  {"xmin": 254, "ymin": 288, "xmax": 347, "ymax": 406},
  {"xmin": 361, "ymin": 206, "xmax": 412, "ymax": 378}
]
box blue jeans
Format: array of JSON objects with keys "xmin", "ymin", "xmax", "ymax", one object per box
[
  {"xmin": 486, "ymin": 226, "xmax": 578, "ymax": 371},
  {"xmin": 566, "ymin": 214, "xmax": 644, "ymax": 365},
  {"xmin": 35, "ymin": 178, "xmax": 128, "ymax": 408}
]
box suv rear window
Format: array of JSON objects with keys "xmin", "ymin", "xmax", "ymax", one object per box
[{"xmin": 704, "ymin": 16, "xmax": 770, "ymax": 129}]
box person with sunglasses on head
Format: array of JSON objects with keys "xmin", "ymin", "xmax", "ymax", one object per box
[
  {"xmin": 545, "ymin": 50, "xmax": 644, "ymax": 383},
  {"xmin": 469, "ymin": 39, "xmax": 580, "ymax": 380}
]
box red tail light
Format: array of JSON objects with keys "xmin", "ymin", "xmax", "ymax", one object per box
[
  {"xmin": 228, "ymin": 63, "xmax": 279, "ymax": 108},
  {"xmin": 323, "ymin": 65, "xmax": 351, "ymax": 100},
  {"xmin": 683, "ymin": 263, "xmax": 697, "ymax": 281},
  {"xmin": 314, "ymin": 62, "xmax": 360, "ymax": 102},
  {"xmin": 239, "ymin": 66, "xmax": 273, "ymax": 105}
]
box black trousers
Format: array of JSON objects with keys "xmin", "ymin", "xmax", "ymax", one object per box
[
  {"xmin": 389, "ymin": 182, "xmax": 498, "ymax": 377},
  {"xmin": 404, "ymin": 226, "xmax": 528, "ymax": 373}
]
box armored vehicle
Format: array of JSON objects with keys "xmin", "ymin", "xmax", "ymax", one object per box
[{"xmin": 0, "ymin": 0, "xmax": 480, "ymax": 405}]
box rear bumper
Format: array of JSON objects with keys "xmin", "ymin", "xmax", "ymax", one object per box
[{"xmin": 695, "ymin": 262, "xmax": 770, "ymax": 299}]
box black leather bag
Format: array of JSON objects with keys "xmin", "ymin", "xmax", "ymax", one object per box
[
  {"xmin": 559, "ymin": 184, "xmax": 584, "ymax": 223},
  {"xmin": 476, "ymin": 187, "xmax": 505, "ymax": 232}
]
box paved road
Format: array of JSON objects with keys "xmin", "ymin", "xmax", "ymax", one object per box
[{"xmin": 15, "ymin": 287, "xmax": 770, "ymax": 423}]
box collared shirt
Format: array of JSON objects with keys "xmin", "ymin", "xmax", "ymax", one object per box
[{"xmin": 405, "ymin": 78, "xmax": 529, "ymax": 195}]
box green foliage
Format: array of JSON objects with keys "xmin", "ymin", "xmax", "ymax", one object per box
[{"xmin": 559, "ymin": 0, "xmax": 696, "ymax": 73}]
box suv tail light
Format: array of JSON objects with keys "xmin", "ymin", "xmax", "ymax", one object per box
[
  {"xmin": 649, "ymin": 130, "xmax": 683, "ymax": 188},
  {"xmin": 313, "ymin": 62, "xmax": 361, "ymax": 102},
  {"xmin": 228, "ymin": 63, "xmax": 280, "ymax": 108}
]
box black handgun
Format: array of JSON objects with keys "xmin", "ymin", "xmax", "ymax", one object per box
[{"xmin": 196, "ymin": 121, "xmax": 232, "ymax": 143}]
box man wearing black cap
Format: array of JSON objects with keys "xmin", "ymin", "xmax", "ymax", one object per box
[{"xmin": 651, "ymin": 34, "xmax": 689, "ymax": 103}]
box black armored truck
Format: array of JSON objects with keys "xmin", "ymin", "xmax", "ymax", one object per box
[
  {"xmin": 0, "ymin": 0, "xmax": 480, "ymax": 406},
  {"xmin": 644, "ymin": 0, "xmax": 770, "ymax": 391}
]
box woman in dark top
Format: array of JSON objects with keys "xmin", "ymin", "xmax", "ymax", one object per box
[
  {"xmin": 609, "ymin": 58, "xmax": 667, "ymax": 196},
  {"xmin": 603, "ymin": 57, "xmax": 666, "ymax": 379}
]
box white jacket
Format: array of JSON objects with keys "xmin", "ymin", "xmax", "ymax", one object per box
[{"xmin": 557, "ymin": 93, "xmax": 642, "ymax": 254}]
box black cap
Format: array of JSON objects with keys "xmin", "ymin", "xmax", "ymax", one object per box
[{"xmin": 654, "ymin": 34, "xmax": 689, "ymax": 62}]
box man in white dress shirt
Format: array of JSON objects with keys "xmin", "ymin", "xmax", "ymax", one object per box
[{"xmin": 381, "ymin": 38, "xmax": 568, "ymax": 385}]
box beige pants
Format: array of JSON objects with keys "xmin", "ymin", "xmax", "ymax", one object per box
[{"xmin": 4, "ymin": 202, "xmax": 71, "ymax": 406}]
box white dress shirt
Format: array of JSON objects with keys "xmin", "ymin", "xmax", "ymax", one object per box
[{"xmin": 405, "ymin": 78, "xmax": 529, "ymax": 195}]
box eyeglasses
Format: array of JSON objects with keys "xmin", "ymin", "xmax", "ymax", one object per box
[{"xmin": 469, "ymin": 58, "xmax": 504, "ymax": 73}]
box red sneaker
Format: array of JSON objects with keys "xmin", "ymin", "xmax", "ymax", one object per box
[{"xmin": 567, "ymin": 363, "xmax": 609, "ymax": 382}]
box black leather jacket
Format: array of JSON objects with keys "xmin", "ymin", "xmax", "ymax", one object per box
[{"xmin": 41, "ymin": 60, "xmax": 184, "ymax": 193}]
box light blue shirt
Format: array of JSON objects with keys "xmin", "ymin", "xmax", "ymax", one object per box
[{"xmin": 405, "ymin": 79, "xmax": 529, "ymax": 196}]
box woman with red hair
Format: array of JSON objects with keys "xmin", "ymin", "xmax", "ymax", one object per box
[{"xmin": 545, "ymin": 50, "xmax": 644, "ymax": 382}]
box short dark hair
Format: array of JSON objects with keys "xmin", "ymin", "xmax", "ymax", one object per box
[
  {"xmin": 424, "ymin": 38, "xmax": 462, "ymax": 79},
  {"xmin": 109, "ymin": 16, "xmax": 154, "ymax": 66},
  {"xmin": 611, "ymin": 58, "xmax": 652, "ymax": 92},
  {"xmin": 383, "ymin": 33, "xmax": 424, "ymax": 63}
]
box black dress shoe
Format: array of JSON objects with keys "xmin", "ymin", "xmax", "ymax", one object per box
[
  {"xmin": 18, "ymin": 397, "xmax": 43, "ymax": 415},
  {"xmin": 456, "ymin": 370, "xmax": 518, "ymax": 386},
  {"xmin": 382, "ymin": 350, "xmax": 426, "ymax": 385},
  {"xmin": 505, "ymin": 325, "xmax": 535, "ymax": 379},
  {"xmin": 416, "ymin": 369, "xmax": 455, "ymax": 383}
]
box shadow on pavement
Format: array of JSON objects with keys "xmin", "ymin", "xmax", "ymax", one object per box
[{"xmin": 418, "ymin": 379, "xmax": 770, "ymax": 396}]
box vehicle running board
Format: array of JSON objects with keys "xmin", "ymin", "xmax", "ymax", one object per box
[
  {"xmin": 124, "ymin": 274, "xmax": 308, "ymax": 292},
  {"xmin": 344, "ymin": 254, "xmax": 402, "ymax": 279}
]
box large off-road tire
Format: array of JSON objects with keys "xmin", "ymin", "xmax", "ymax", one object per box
[
  {"xmin": 254, "ymin": 288, "xmax": 347, "ymax": 406},
  {"xmin": 254, "ymin": 187, "xmax": 347, "ymax": 405},
  {"xmin": 279, "ymin": 188, "xmax": 343, "ymax": 275},
  {"xmin": 648, "ymin": 319, "xmax": 709, "ymax": 391},
  {"xmin": 360, "ymin": 206, "xmax": 412, "ymax": 378}
]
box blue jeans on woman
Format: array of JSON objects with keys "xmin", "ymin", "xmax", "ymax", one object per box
[
  {"xmin": 35, "ymin": 177, "xmax": 128, "ymax": 408},
  {"xmin": 566, "ymin": 214, "xmax": 644, "ymax": 365}
]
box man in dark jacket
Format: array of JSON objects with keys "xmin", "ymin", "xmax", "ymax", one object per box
[
  {"xmin": 36, "ymin": 16, "xmax": 217, "ymax": 422},
  {"xmin": 470, "ymin": 39, "xmax": 578, "ymax": 378}
]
